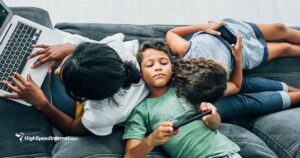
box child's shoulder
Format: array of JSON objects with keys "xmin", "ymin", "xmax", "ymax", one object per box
[{"xmin": 132, "ymin": 100, "xmax": 149, "ymax": 113}]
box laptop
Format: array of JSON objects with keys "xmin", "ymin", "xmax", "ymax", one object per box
[{"xmin": 0, "ymin": 0, "xmax": 64, "ymax": 106}]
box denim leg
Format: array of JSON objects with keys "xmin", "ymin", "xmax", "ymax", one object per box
[
  {"xmin": 215, "ymin": 91, "xmax": 284, "ymax": 120},
  {"xmin": 51, "ymin": 70, "xmax": 75, "ymax": 117},
  {"xmin": 241, "ymin": 76, "xmax": 287, "ymax": 93}
]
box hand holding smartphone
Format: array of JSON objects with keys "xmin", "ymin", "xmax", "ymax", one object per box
[
  {"xmin": 172, "ymin": 110, "xmax": 212, "ymax": 130},
  {"xmin": 217, "ymin": 25, "xmax": 237, "ymax": 45}
]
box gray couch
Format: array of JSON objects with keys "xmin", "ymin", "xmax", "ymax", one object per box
[{"xmin": 1, "ymin": 7, "xmax": 300, "ymax": 158}]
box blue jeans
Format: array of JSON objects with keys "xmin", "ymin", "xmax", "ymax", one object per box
[
  {"xmin": 215, "ymin": 76, "xmax": 289, "ymax": 120},
  {"xmin": 240, "ymin": 76, "xmax": 287, "ymax": 93},
  {"xmin": 51, "ymin": 70, "xmax": 75, "ymax": 117}
]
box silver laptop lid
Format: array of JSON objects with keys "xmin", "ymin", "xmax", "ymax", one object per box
[{"xmin": 0, "ymin": 0, "xmax": 13, "ymax": 36}]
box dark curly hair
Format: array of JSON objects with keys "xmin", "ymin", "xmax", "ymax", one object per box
[{"xmin": 173, "ymin": 58, "xmax": 228, "ymax": 105}]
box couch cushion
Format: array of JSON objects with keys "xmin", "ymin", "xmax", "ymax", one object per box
[
  {"xmin": 219, "ymin": 124, "xmax": 277, "ymax": 158},
  {"xmin": 220, "ymin": 123, "xmax": 277, "ymax": 158},
  {"xmin": 250, "ymin": 107, "xmax": 300, "ymax": 158},
  {"xmin": 12, "ymin": 7, "xmax": 53, "ymax": 28},
  {"xmin": 55, "ymin": 23, "xmax": 195, "ymax": 43},
  {"xmin": 0, "ymin": 7, "xmax": 54, "ymax": 157},
  {"xmin": 52, "ymin": 126, "xmax": 169, "ymax": 158},
  {"xmin": 55, "ymin": 23, "xmax": 156, "ymax": 43},
  {"xmin": 52, "ymin": 124, "xmax": 277, "ymax": 158},
  {"xmin": 244, "ymin": 57, "xmax": 300, "ymax": 88},
  {"xmin": 0, "ymin": 98, "xmax": 53, "ymax": 158}
]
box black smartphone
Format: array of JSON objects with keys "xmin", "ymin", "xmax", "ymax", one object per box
[
  {"xmin": 217, "ymin": 25, "xmax": 237, "ymax": 45},
  {"xmin": 172, "ymin": 110, "xmax": 212, "ymax": 129}
]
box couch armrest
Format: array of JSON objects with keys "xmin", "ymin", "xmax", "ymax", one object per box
[{"xmin": 12, "ymin": 7, "xmax": 52, "ymax": 28}]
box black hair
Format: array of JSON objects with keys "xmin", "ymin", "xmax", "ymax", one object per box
[
  {"xmin": 61, "ymin": 42, "xmax": 140, "ymax": 102},
  {"xmin": 173, "ymin": 58, "xmax": 228, "ymax": 105},
  {"xmin": 137, "ymin": 39, "xmax": 173, "ymax": 65}
]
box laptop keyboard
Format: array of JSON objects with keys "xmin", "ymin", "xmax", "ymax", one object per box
[{"xmin": 0, "ymin": 22, "xmax": 42, "ymax": 93}]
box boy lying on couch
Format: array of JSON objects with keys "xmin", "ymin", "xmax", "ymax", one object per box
[{"xmin": 123, "ymin": 40, "xmax": 242, "ymax": 158}]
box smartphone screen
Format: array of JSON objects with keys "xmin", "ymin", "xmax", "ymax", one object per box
[{"xmin": 217, "ymin": 26, "xmax": 237, "ymax": 45}]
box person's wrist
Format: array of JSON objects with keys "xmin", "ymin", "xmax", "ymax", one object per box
[
  {"xmin": 35, "ymin": 99, "xmax": 51, "ymax": 111},
  {"xmin": 207, "ymin": 116, "xmax": 219, "ymax": 128},
  {"xmin": 199, "ymin": 24, "xmax": 208, "ymax": 31},
  {"xmin": 145, "ymin": 134, "xmax": 156, "ymax": 147},
  {"xmin": 234, "ymin": 57, "xmax": 242, "ymax": 63},
  {"xmin": 66, "ymin": 43, "xmax": 76, "ymax": 54}
]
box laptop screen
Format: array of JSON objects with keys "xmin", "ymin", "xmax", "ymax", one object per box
[{"xmin": 0, "ymin": 4, "xmax": 8, "ymax": 28}]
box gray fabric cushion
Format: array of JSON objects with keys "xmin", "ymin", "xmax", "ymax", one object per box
[
  {"xmin": 0, "ymin": 7, "xmax": 53, "ymax": 157},
  {"xmin": 52, "ymin": 124, "xmax": 277, "ymax": 158},
  {"xmin": 250, "ymin": 107, "xmax": 300, "ymax": 158},
  {"xmin": 245, "ymin": 57, "xmax": 300, "ymax": 88},
  {"xmin": 219, "ymin": 124, "xmax": 277, "ymax": 158},
  {"xmin": 11, "ymin": 7, "xmax": 53, "ymax": 28},
  {"xmin": 52, "ymin": 126, "xmax": 169, "ymax": 158},
  {"xmin": 54, "ymin": 23, "xmax": 194, "ymax": 44},
  {"xmin": 55, "ymin": 23, "xmax": 155, "ymax": 43}
]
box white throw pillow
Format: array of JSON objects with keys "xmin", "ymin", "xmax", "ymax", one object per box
[
  {"xmin": 124, "ymin": 40, "xmax": 139, "ymax": 57},
  {"xmin": 56, "ymin": 29, "xmax": 125, "ymax": 45},
  {"xmin": 56, "ymin": 30, "xmax": 139, "ymax": 60},
  {"xmin": 100, "ymin": 33, "xmax": 125, "ymax": 43}
]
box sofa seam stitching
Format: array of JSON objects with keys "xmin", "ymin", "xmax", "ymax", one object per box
[
  {"xmin": 147, "ymin": 25, "xmax": 154, "ymax": 39},
  {"xmin": 82, "ymin": 153, "xmax": 165, "ymax": 158},
  {"xmin": 289, "ymin": 141, "xmax": 300, "ymax": 153},
  {"xmin": 247, "ymin": 72, "xmax": 300, "ymax": 76},
  {"xmin": 251, "ymin": 125, "xmax": 292, "ymax": 158},
  {"xmin": 83, "ymin": 154, "xmax": 123, "ymax": 158},
  {"xmin": 4, "ymin": 153, "xmax": 49, "ymax": 158},
  {"xmin": 227, "ymin": 137, "xmax": 268, "ymax": 145}
]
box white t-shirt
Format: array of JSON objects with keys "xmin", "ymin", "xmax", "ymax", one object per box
[{"xmin": 58, "ymin": 30, "xmax": 149, "ymax": 135}]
